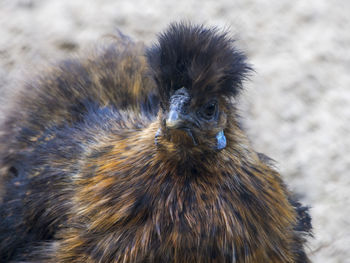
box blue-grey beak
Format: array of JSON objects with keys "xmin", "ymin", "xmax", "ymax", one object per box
[
  {"xmin": 166, "ymin": 87, "xmax": 190, "ymax": 129},
  {"xmin": 166, "ymin": 109, "xmax": 180, "ymax": 129}
]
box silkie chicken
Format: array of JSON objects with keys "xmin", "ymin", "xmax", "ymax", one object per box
[{"xmin": 0, "ymin": 23, "xmax": 312, "ymax": 262}]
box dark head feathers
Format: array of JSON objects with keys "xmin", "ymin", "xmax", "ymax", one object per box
[{"xmin": 146, "ymin": 22, "xmax": 252, "ymax": 105}]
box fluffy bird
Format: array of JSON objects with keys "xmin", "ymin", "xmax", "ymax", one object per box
[{"xmin": 0, "ymin": 23, "xmax": 311, "ymax": 262}]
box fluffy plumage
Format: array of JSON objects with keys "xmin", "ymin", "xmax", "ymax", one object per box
[
  {"xmin": 147, "ymin": 23, "xmax": 250, "ymax": 106},
  {"xmin": 0, "ymin": 23, "xmax": 311, "ymax": 262}
]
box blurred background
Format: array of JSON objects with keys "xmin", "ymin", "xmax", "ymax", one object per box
[{"xmin": 0, "ymin": 0, "xmax": 349, "ymax": 262}]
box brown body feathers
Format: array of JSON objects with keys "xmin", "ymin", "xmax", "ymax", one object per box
[{"xmin": 0, "ymin": 23, "xmax": 311, "ymax": 262}]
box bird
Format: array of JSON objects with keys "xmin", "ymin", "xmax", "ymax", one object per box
[{"xmin": 0, "ymin": 23, "xmax": 312, "ymax": 262}]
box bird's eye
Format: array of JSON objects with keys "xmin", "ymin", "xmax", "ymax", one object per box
[{"xmin": 199, "ymin": 101, "xmax": 217, "ymax": 120}]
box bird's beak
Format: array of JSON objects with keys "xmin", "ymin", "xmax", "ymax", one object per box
[
  {"xmin": 165, "ymin": 88, "xmax": 191, "ymax": 129},
  {"xmin": 163, "ymin": 87, "xmax": 198, "ymax": 145},
  {"xmin": 166, "ymin": 109, "xmax": 181, "ymax": 129}
]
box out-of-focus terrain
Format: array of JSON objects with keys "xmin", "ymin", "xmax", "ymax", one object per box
[{"xmin": 0, "ymin": 0, "xmax": 349, "ymax": 262}]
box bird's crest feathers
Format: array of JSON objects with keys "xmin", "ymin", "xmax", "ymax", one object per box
[{"xmin": 147, "ymin": 22, "xmax": 252, "ymax": 105}]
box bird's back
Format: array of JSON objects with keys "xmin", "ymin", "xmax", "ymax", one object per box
[
  {"xmin": 0, "ymin": 34, "xmax": 158, "ymax": 189},
  {"xmin": 0, "ymin": 34, "xmax": 160, "ymax": 261}
]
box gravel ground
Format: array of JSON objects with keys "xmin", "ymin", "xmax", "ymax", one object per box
[{"xmin": 1, "ymin": 0, "xmax": 349, "ymax": 262}]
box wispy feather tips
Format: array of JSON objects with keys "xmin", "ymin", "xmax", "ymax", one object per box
[{"xmin": 146, "ymin": 22, "xmax": 252, "ymax": 104}]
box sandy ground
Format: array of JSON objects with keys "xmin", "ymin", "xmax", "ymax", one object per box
[{"xmin": 1, "ymin": 0, "xmax": 350, "ymax": 262}]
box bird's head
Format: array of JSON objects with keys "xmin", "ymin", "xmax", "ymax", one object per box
[{"xmin": 147, "ymin": 23, "xmax": 251, "ymax": 153}]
